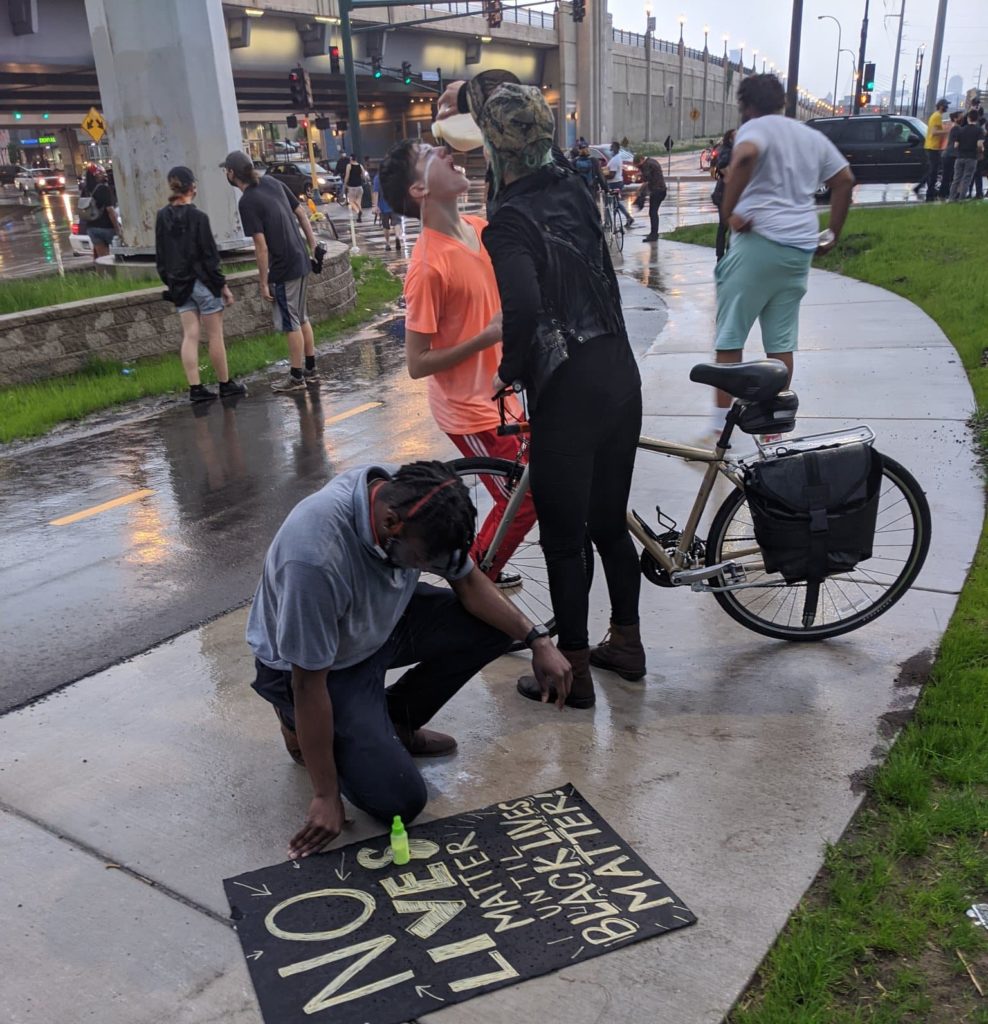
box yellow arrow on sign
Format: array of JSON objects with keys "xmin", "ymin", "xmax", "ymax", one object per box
[{"xmin": 82, "ymin": 106, "xmax": 107, "ymax": 144}]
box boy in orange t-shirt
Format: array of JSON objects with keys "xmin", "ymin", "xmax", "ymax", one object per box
[{"xmin": 379, "ymin": 141, "xmax": 535, "ymax": 581}]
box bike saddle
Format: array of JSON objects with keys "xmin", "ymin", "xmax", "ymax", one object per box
[{"xmin": 689, "ymin": 359, "xmax": 789, "ymax": 401}]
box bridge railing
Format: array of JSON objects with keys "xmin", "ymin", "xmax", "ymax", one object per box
[
  {"xmin": 420, "ymin": 1, "xmax": 556, "ymax": 29},
  {"xmin": 611, "ymin": 29, "xmax": 729, "ymax": 68}
]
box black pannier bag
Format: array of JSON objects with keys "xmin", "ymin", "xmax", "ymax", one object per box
[{"xmin": 744, "ymin": 443, "xmax": 883, "ymax": 625}]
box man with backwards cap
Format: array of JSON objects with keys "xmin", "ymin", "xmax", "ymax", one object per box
[{"xmin": 220, "ymin": 150, "xmax": 321, "ymax": 393}]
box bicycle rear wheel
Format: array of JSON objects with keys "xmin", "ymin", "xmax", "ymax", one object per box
[
  {"xmin": 706, "ymin": 452, "xmax": 931, "ymax": 641},
  {"xmin": 614, "ymin": 212, "xmax": 625, "ymax": 253},
  {"xmin": 601, "ymin": 202, "xmax": 614, "ymax": 247},
  {"xmin": 445, "ymin": 456, "xmax": 594, "ymax": 651}
]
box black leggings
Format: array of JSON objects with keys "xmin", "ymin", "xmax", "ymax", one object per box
[{"xmin": 529, "ymin": 379, "xmax": 643, "ymax": 650}]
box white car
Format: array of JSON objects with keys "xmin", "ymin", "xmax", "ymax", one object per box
[{"xmin": 15, "ymin": 167, "xmax": 67, "ymax": 194}]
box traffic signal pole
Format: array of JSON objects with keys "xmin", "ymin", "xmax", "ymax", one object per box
[
  {"xmin": 339, "ymin": 0, "xmax": 364, "ymax": 161},
  {"xmin": 853, "ymin": 0, "xmax": 869, "ymax": 115}
]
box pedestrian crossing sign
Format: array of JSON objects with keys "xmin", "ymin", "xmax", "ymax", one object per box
[{"xmin": 82, "ymin": 107, "xmax": 107, "ymax": 144}]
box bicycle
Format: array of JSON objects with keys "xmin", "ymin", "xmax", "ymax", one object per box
[
  {"xmin": 600, "ymin": 187, "xmax": 626, "ymax": 253},
  {"xmin": 445, "ymin": 360, "xmax": 931, "ymax": 648}
]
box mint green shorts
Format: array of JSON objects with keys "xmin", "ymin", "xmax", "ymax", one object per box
[{"xmin": 714, "ymin": 230, "xmax": 813, "ymax": 353}]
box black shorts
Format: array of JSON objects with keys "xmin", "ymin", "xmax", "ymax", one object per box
[{"xmin": 380, "ymin": 211, "xmax": 394, "ymax": 229}]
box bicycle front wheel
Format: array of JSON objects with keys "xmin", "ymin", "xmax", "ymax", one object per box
[
  {"xmin": 614, "ymin": 215, "xmax": 625, "ymax": 253},
  {"xmin": 445, "ymin": 456, "xmax": 594, "ymax": 650},
  {"xmin": 601, "ymin": 204, "xmax": 614, "ymax": 246},
  {"xmin": 706, "ymin": 452, "xmax": 931, "ymax": 641}
]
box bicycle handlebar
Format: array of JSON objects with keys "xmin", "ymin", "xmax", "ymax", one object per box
[{"xmin": 493, "ymin": 381, "xmax": 529, "ymax": 437}]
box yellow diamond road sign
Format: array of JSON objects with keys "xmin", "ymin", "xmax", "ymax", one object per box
[{"xmin": 82, "ymin": 107, "xmax": 107, "ymax": 144}]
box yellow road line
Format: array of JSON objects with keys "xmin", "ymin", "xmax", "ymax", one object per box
[
  {"xmin": 325, "ymin": 402, "xmax": 383, "ymax": 426},
  {"xmin": 50, "ymin": 488, "xmax": 156, "ymax": 527}
]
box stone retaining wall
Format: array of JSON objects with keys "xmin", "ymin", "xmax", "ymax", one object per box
[{"xmin": 0, "ymin": 241, "xmax": 356, "ymax": 387}]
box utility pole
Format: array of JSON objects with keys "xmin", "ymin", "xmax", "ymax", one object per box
[
  {"xmin": 853, "ymin": 0, "xmax": 869, "ymax": 116},
  {"xmin": 784, "ymin": 0, "xmax": 803, "ymax": 119},
  {"xmin": 923, "ymin": 0, "xmax": 948, "ymax": 116},
  {"xmin": 911, "ymin": 44, "xmax": 925, "ymax": 117},
  {"xmin": 701, "ymin": 25, "xmax": 709, "ymax": 136},
  {"xmin": 888, "ymin": 0, "xmax": 905, "ymax": 116},
  {"xmin": 942, "ymin": 55, "xmax": 950, "ymax": 97},
  {"xmin": 677, "ymin": 17, "xmax": 686, "ymax": 140}
]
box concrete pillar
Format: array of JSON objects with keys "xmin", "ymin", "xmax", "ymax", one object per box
[{"xmin": 84, "ymin": 0, "xmax": 247, "ymax": 255}]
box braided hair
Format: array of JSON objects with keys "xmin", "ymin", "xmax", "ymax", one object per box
[{"xmin": 382, "ymin": 461, "xmax": 476, "ymax": 571}]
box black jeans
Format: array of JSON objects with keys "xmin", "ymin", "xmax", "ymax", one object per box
[
  {"xmin": 923, "ymin": 149, "xmax": 943, "ymax": 202},
  {"xmin": 647, "ymin": 190, "xmax": 665, "ymax": 235},
  {"xmin": 529, "ymin": 359, "xmax": 643, "ymax": 650},
  {"xmin": 252, "ymin": 584, "xmax": 512, "ymax": 824},
  {"xmin": 715, "ymin": 210, "xmax": 730, "ymax": 261},
  {"xmin": 940, "ymin": 155, "xmax": 956, "ymax": 199}
]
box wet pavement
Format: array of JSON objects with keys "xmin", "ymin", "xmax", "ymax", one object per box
[{"xmin": 0, "ymin": 241, "xmax": 981, "ymax": 1024}]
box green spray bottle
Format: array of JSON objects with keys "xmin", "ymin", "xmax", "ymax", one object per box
[{"xmin": 390, "ymin": 814, "xmax": 410, "ymax": 865}]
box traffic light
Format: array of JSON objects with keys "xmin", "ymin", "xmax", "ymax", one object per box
[
  {"xmin": 314, "ymin": 115, "xmax": 330, "ymax": 130},
  {"xmin": 401, "ymin": 61, "xmax": 412, "ymax": 85},
  {"xmin": 288, "ymin": 66, "xmax": 312, "ymax": 110},
  {"xmin": 286, "ymin": 114, "xmax": 298, "ymax": 128},
  {"xmin": 13, "ymin": 111, "xmax": 22, "ymax": 120},
  {"xmin": 863, "ymin": 62, "xmax": 876, "ymax": 91},
  {"xmin": 336, "ymin": 120, "xmax": 348, "ymax": 132},
  {"xmin": 858, "ymin": 91, "xmax": 871, "ymax": 108},
  {"xmin": 483, "ymin": 0, "xmax": 502, "ymax": 29},
  {"xmin": 42, "ymin": 112, "xmax": 50, "ymax": 120},
  {"xmin": 371, "ymin": 54, "xmax": 383, "ymax": 79},
  {"xmin": 329, "ymin": 45, "xmax": 341, "ymax": 74},
  {"xmin": 572, "ymin": 0, "xmax": 586, "ymax": 22}
]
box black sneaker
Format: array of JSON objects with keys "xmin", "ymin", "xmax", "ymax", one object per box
[
  {"xmin": 495, "ymin": 568, "xmax": 523, "ymax": 590},
  {"xmin": 394, "ymin": 238, "xmax": 401, "ymax": 252},
  {"xmin": 189, "ymin": 384, "xmax": 217, "ymax": 403},
  {"xmin": 219, "ymin": 379, "xmax": 247, "ymax": 398},
  {"xmin": 642, "ymin": 234, "xmax": 659, "ymax": 242}
]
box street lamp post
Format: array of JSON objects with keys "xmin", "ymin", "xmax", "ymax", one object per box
[
  {"xmin": 817, "ymin": 15, "xmax": 842, "ymax": 115},
  {"xmin": 701, "ymin": 25, "xmax": 710, "ymax": 136},
  {"xmin": 644, "ymin": 5, "xmax": 655, "ymax": 143},
  {"xmin": 677, "ymin": 15, "xmax": 686, "ymax": 140},
  {"xmin": 738, "ymin": 43, "xmax": 745, "ymax": 82},
  {"xmin": 722, "ymin": 34, "xmax": 730, "ymax": 134},
  {"xmin": 752, "ymin": 49, "xmax": 758, "ymax": 77}
]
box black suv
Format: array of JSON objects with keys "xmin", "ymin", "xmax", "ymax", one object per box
[{"xmin": 806, "ymin": 115, "xmax": 927, "ymax": 183}]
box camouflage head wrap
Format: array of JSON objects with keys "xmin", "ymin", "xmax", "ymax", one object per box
[{"xmin": 477, "ymin": 83, "xmax": 556, "ymax": 155}]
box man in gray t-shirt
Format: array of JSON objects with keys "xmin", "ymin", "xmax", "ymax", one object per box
[
  {"xmin": 247, "ymin": 460, "xmax": 572, "ymax": 860},
  {"xmin": 222, "ymin": 150, "xmax": 319, "ymax": 395}
]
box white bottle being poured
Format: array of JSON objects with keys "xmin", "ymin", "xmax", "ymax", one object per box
[{"xmin": 432, "ymin": 114, "xmax": 484, "ymax": 152}]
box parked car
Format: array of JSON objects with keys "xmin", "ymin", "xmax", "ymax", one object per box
[
  {"xmin": 0, "ymin": 163, "xmax": 28, "ymax": 185},
  {"xmin": 15, "ymin": 167, "xmax": 67, "ymax": 194},
  {"xmin": 265, "ymin": 160, "xmax": 340, "ymax": 200},
  {"xmin": 806, "ymin": 115, "xmax": 927, "ymax": 183},
  {"xmin": 589, "ymin": 145, "xmax": 641, "ymax": 186}
]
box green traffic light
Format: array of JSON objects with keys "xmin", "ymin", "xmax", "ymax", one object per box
[
  {"xmin": 374, "ymin": 70, "xmax": 382, "ymax": 78},
  {"xmin": 42, "ymin": 112, "xmax": 50, "ymax": 119},
  {"xmin": 13, "ymin": 111, "xmax": 22, "ymax": 120}
]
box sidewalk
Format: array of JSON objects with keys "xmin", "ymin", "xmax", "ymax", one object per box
[{"xmin": 0, "ymin": 243, "xmax": 981, "ymax": 1024}]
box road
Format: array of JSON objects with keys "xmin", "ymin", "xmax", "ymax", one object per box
[{"xmin": 1, "ymin": 173, "xmax": 929, "ymax": 280}]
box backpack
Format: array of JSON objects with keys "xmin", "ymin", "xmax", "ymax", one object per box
[
  {"xmin": 744, "ymin": 443, "xmax": 883, "ymax": 623},
  {"xmin": 573, "ymin": 154, "xmax": 596, "ymax": 188},
  {"xmin": 77, "ymin": 195, "xmax": 101, "ymax": 223}
]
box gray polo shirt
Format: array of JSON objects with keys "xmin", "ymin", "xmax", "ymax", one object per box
[{"xmin": 246, "ymin": 466, "xmax": 473, "ymax": 672}]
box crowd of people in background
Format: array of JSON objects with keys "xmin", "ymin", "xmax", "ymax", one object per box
[{"xmin": 916, "ymin": 96, "xmax": 986, "ymax": 202}]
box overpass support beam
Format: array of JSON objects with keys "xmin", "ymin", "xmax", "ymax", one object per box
[{"xmin": 85, "ymin": 0, "xmax": 247, "ymax": 254}]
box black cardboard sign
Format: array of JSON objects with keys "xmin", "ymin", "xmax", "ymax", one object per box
[{"xmin": 224, "ymin": 784, "xmax": 696, "ymax": 1023}]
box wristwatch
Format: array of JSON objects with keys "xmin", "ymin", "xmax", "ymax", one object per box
[{"xmin": 524, "ymin": 624, "xmax": 551, "ymax": 648}]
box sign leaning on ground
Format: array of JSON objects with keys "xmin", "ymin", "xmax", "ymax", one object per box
[
  {"xmin": 225, "ymin": 784, "xmax": 697, "ymax": 1024},
  {"xmin": 81, "ymin": 107, "xmax": 107, "ymax": 144}
]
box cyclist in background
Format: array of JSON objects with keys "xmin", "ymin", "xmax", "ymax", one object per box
[{"xmin": 604, "ymin": 141, "xmax": 635, "ymax": 230}]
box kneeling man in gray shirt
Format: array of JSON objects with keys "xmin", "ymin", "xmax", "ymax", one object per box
[{"xmin": 247, "ymin": 459, "xmax": 572, "ymax": 859}]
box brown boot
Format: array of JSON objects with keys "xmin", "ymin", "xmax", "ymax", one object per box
[
  {"xmin": 516, "ymin": 647, "xmax": 595, "ymax": 709},
  {"xmin": 589, "ymin": 622, "xmax": 646, "ymax": 681}
]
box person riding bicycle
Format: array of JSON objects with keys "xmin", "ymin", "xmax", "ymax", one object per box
[
  {"xmin": 437, "ymin": 76, "xmax": 647, "ymax": 709},
  {"xmin": 604, "ymin": 141, "xmax": 635, "ymax": 230},
  {"xmin": 379, "ymin": 139, "xmax": 538, "ymax": 587}
]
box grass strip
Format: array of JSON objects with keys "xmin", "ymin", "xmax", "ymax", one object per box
[
  {"xmin": 0, "ymin": 256, "xmax": 401, "ymax": 444},
  {"xmin": 667, "ymin": 205, "xmax": 988, "ymax": 1023}
]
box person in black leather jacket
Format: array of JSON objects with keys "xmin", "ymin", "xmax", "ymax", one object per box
[
  {"xmin": 155, "ymin": 166, "xmax": 245, "ymax": 402},
  {"xmin": 446, "ymin": 79, "xmax": 647, "ymax": 709}
]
